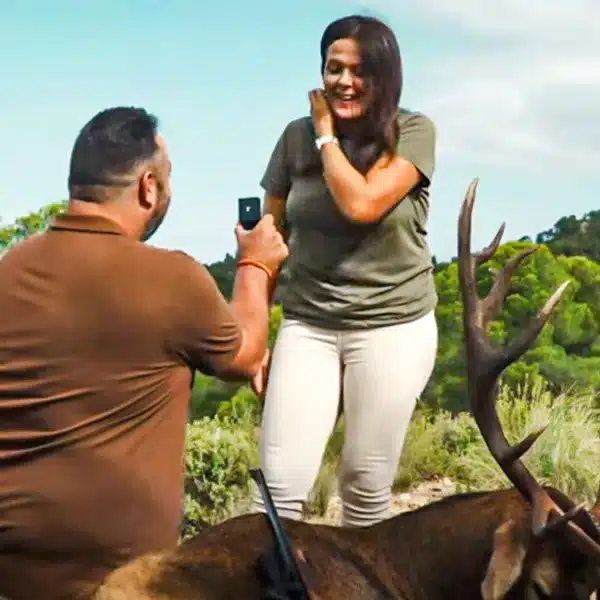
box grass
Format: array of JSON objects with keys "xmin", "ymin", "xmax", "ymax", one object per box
[
  {"xmin": 183, "ymin": 375, "xmax": 600, "ymax": 526},
  {"xmin": 452, "ymin": 377, "xmax": 600, "ymax": 502},
  {"xmin": 304, "ymin": 375, "xmax": 600, "ymax": 517}
]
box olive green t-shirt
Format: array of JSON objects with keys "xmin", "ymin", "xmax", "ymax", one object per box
[{"xmin": 260, "ymin": 108, "xmax": 438, "ymax": 330}]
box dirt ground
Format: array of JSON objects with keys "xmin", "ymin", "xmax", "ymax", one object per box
[{"xmin": 306, "ymin": 478, "xmax": 457, "ymax": 525}]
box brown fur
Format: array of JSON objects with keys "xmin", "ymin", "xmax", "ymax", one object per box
[{"xmin": 89, "ymin": 486, "xmax": 600, "ymax": 600}]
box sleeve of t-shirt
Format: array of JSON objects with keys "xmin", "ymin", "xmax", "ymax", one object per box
[
  {"xmin": 395, "ymin": 112, "xmax": 436, "ymax": 187},
  {"xmin": 259, "ymin": 123, "xmax": 292, "ymax": 198},
  {"xmin": 166, "ymin": 251, "xmax": 242, "ymax": 377}
]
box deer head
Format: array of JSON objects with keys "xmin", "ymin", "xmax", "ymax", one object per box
[{"xmin": 458, "ymin": 179, "xmax": 600, "ymax": 600}]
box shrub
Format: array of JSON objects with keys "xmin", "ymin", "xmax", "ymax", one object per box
[
  {"xmin": 393, "ymin": 408, "xmax": 479, "ymax": 491},
  {"xmin": 189, "ymin": 373, "xmax": 242, "ymax": 421},
  {"xmin": 216, "ymin": 385, "xmax": 262, "ymax": 424},
  {"xmin": 182, "ymin": 415, "xmax": 258, "ymax": 539},
  {"xmin": 453, "ymin": 375, "xmax": 600, "ymax": 503},
  {"xmin": 395, "ymin": 375, "xmax": 600, "ymax": 503},
  {"xmin": 182, "ymin": 374, "xmax": 600, "ymax": 530}
]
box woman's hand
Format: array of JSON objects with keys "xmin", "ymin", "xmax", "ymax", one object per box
[
  {"xmin": 294, "ymin": 548, "xmax": 325, "ymax": 600},
  {"xmin": 251, "ymin": 348, "xmax": 271, "ymax": 399},
  {"xmin": 309, "ymin": 89, "xmax": 335, "ymax": 138}
]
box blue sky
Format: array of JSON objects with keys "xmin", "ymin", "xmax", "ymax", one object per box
[{"xmin": 1, "ymin": 0, "xmax": 598, "ymax": 263}]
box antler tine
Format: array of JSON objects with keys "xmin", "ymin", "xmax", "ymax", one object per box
[
  {"xmin": 503, "ymin": 281, "xmax": 571, "ymax": 368},
  {"xmin": 476, "ymin": 222, "xmax": 505, "ymax": 267},
  {"xmin": 457, "ymin": 178, "xmax": 480, "ymax": 325},
  {"xmin": 479, "ymin": 246, "xmax": 539, "ymax": 331},
  {"xmin": 456, "ymin": 178, "xmax": 600, "ymax": 558}
]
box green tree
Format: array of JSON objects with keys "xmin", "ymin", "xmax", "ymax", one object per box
[
  {"xmin": 423, "ymin": 240, "xmax": 600, "ymax": 412},
  {"xmin": 0, "ymin": 202, "xmax": 66, "ymax": 251},
  {"xmin": 537, "ymin": 210, "xmax": 600, "ymax": 263},
  {"xmin": 205, "ymin": 253, "xmax": 237, "ymax": 300}
]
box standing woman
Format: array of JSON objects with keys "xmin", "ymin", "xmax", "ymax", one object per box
[{"xmin": 253, "ymin": 14, "xmax": 438, "ymax": 527}]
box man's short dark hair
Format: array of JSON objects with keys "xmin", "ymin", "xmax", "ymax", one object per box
[{"xmin": 68, "ymin": 107, "xmax": 160, "ymax": 202}]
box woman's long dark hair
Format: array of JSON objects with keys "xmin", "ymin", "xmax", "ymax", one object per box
[{"xmin": 320, "ymin": 15, "xmax": 403, "ymax": 174}]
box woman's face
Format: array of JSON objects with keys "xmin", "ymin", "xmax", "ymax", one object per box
[{"xmin": 322, "ymin": 37, "xmax": 372, "ymax": 121}]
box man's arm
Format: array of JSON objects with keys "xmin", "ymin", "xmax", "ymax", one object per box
[{"xmin": 224, "ymin": 263, "xmax": 272, "ymax": 378}]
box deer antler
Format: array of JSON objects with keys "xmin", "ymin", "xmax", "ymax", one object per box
[{"xmin": 457, "ymin": 178, "xmax": 600, "ymax": 560}]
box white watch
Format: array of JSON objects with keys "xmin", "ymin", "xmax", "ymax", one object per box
[{"xmin": 315, "ymin": 135, "xmax": 339, "ymax": 151}]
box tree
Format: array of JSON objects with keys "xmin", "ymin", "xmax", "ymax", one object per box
[
  {"xmin": 536, "ymin": 211, "xmax": 600, "ymax": 263},
  {"xmin": 0, "ymin": 201, "xmax": 66, "ymax": 252},
  {"xmin": 205, "ymin": 253, "xmax": 237, "ymax": 300},
  {"xmin": 422, "ymin": 240, "xmax": 600, "ymax": 412}
]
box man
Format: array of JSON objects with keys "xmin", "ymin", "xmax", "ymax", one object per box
[{"xmin": 0, "ymin": 107, "xmax": 287, "ymax": 600}]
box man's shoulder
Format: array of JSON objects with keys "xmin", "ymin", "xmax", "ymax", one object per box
[
  {"xmin": 0, "ymin": 232, "xmax": 45, "ymax": 264},
  {"xmin": 142, "ymin": 245, "xmax": 198, "ymax": 264},
  {"xmin": 116, "ymin": 245, "xmax": 225, "ymax": 323}
]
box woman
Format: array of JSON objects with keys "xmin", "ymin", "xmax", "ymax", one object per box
[{"xmin": 252, "ymin": 14, "xmax": 438, "ymax": 528}]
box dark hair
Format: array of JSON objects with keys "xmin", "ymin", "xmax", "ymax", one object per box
[
  {"xmin": 68, "ymin": 106, "xmax": 160, "ymax": 202},
  {"xmin": 320, "ymin": 15, "xmax": 402, "ymax": 172}
]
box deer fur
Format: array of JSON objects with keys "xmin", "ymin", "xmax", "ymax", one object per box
[
  {"xmin": 89, "ymin": 179, "xmax": 600, "ymax": 600},
  {"xmin": 88, "ymin": 486, "xmax": 600, "ymax": 600}
]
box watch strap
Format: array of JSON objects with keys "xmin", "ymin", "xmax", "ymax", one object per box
[{"xmin": 315, "ymin": 135, "xmax": 339, "ymax": 151}]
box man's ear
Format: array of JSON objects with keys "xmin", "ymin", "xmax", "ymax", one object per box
[
  {"xmin": 481, "ymin": 520, "xmax": 528, "ymax": 600},
  {"xmin": 138, "ymin": 170, "xmax": 157, "ymax": 211}
]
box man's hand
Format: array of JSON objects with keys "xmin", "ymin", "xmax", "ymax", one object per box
[
  {"xmin": 251, "ymin": 348, "xmax": 271, "ymax": 398},
  {"xmin": 235, "ymin": 214, "xmax": 288, "ymax": 275}
]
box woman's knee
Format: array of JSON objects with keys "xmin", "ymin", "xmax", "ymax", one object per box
[
  {"xmin": 253, "ymin": 458, "xmax": 317, "ymax": 520},
  {"xmin": 337, "ymin": 312, "xmax": 439, "ymax": 526},
  {"xmin": 339, "ymin": 464, "xmax": 395, "ymax": 527},
  {"xmin": 254, "ymin": 413, "xmax": 334, "ymax": 521}
]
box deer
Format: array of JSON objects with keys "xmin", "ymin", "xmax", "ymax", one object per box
[{"xmin": 90, "ymin": 178, "xmax": 600, "ymax": 600}]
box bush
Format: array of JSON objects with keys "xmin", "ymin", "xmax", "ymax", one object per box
[
  {"xmin": 216, "ymin": 385, "xmax": 261, "ymax": 424},
  {"xmin": 189, "ymin": 373, "xmax": 242, "ymax": 421},
  {"xmin": 395, "ymin": 374, "xmax": 600, "ymax": 504},
  {"xmin": 182, "ymin": 374, "xmax": 600, "ymax": 529},
  {"xmin": 182, "ymin": 415, "xmax": 258, "ymax": 539},
  {"xmin": 452, "ymin": 375, "xmax": 600, "ymax": 503},
  {"xmin": 393, "ymin": 408, "xmax": 479, "ymax": 491}
]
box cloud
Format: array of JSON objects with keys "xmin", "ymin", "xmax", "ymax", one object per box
[{"xmin": 344, "ymin": 1, "xmax": 600, "ymax": 173}]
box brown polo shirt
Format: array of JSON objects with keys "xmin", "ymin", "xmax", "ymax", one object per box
[{"xmin": 0, "ymin": 212, "xmax": 242, "ymax": 600}]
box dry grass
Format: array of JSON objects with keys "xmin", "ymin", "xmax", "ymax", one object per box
[{"xmin": 302, "ymin": 376, "xmax": 600, "ymax": 519}]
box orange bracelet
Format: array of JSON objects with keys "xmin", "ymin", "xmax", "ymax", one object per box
[{"xmin": 237, "ymin": 258, "xmax": 274, "ymax": 279}]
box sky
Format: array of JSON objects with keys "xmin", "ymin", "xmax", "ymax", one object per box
[{"xmin": 0, "ymin": 0, "xmax": 598, "ymax": 264}]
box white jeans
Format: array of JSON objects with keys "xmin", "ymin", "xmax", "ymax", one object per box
[{"xmin": 253, "ymin": 310, "xmax": 438, "ymax": 527}]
